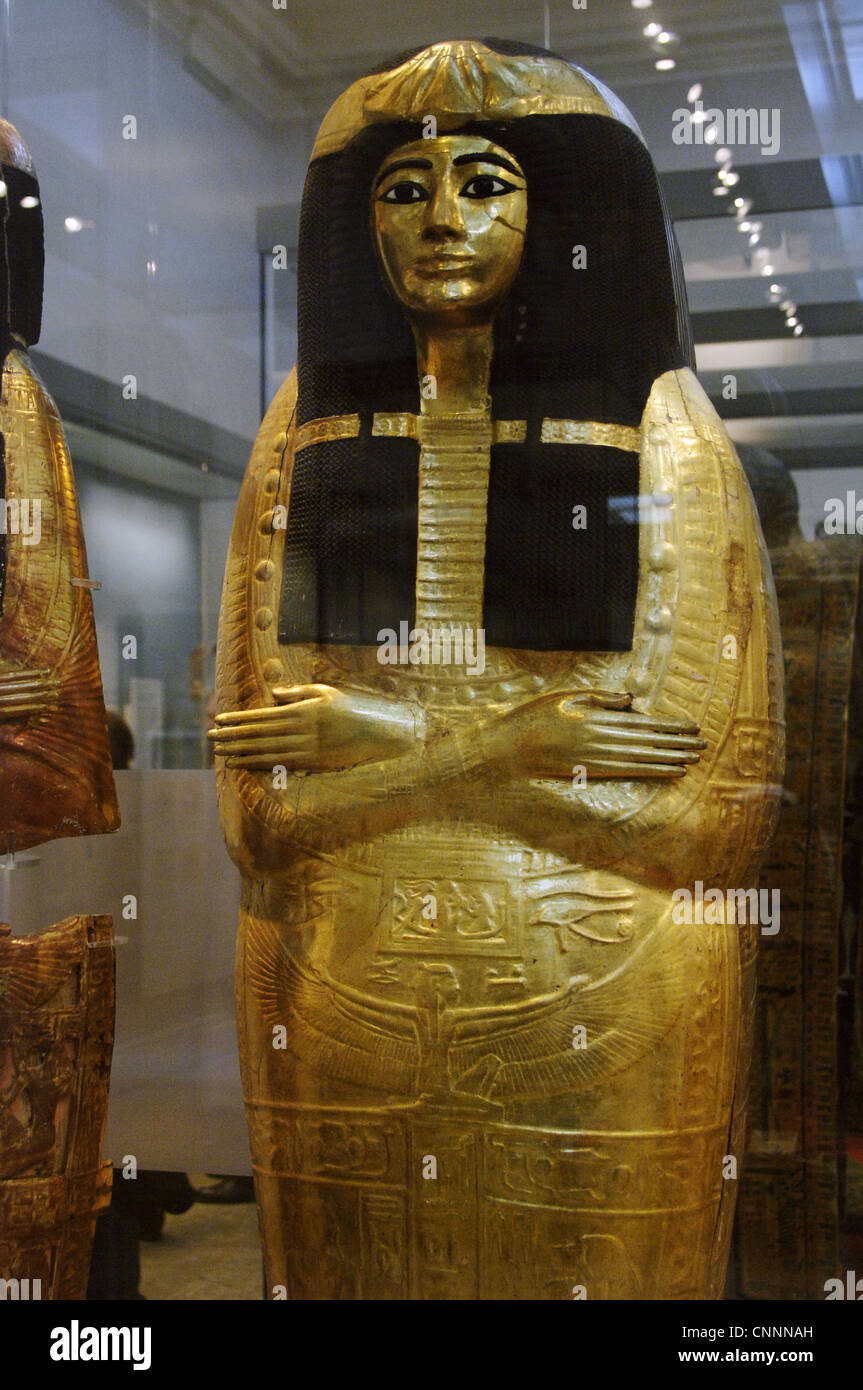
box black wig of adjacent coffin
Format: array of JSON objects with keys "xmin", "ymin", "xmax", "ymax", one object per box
[
  {"xmin": 0, "ymin": 163, "xmax": 44, "ymax": 617},
  {"xmin": 279, "ymin": 102, "xmax": 693, "ymax": 652}
]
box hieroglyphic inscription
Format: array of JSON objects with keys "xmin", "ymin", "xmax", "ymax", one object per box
[
  {"xmin": 386, "ymin": 875, "xmax": 518, "ymax": 955},
  {"xmin": 736, "ymin": 541, "xmax": 861, "ymax": 1299}
]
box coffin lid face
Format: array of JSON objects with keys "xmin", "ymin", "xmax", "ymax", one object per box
[{"xmin": 278, "ymin": 39, "xmax": 692, "ymax": 653}]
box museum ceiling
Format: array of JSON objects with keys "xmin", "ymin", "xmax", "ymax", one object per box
[
  {"xmin": 121, "ymin": 0, "xmax": 800, "ymax": 126},
  {"xmin": 110, "ymin": 0, "xmax": 863, "ymax": 475}
]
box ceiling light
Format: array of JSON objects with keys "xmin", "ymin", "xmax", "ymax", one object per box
[
  {"xmin": 657, "ymin": 30, "xmax": 678, "ymax": 43},
  {"xmin": 65, "ymin": 216, "xmax": 84, "ymax": 233},
  {"xmin": 644, "ymin": 21, "xmax": 662, "ymax": 36},
  {"xmin": 0, "ymin": 181, "xmax": 6, "ymax": 198},
  {"xmin": 632, "ymin": 0, "xmax": 653, "ymax": 8},
  {"xmin": 691, "ymin": 109, "xmax": 707, "ymax": 123},
  {"xmin": 738, "ymin": 221, "xmax": 752, "ymax": 231},
  {"xmin": 793, "ymin": 323, "xmax": 803, "ymax": 335},
  {"xmin": 703, "ymin": 126, "xmax": 717, "ymax": 142},
  {"xmin": 786, "ymin": 316, "xmax": 798, "ymax": 326},
  {"xmin": 779, "ymin": 300, "xmax": 796, "ymax": 313},
  {"xmin": 687, "ymin": 83, "xmax": 703, "ymax": 103},
  {"xmin": 714, "ymin": 148, "xmax": 733, "ymax": 162},
  {"xmin": 769, "ymin": 283, "xmax": 784, "ymax": 294},
  {"xmin": 723, "ymin": 171, "xmax": 740, "ymax": 186},
  {"xmin": 655, "ymin": 57, "xmax": 676, "ymax": 70},
  {"xmin": 761, "ymin": 264, "xmax": 774, "ymax": 275},
  {"xmin": 20, "ymin": 195, "xmax": 39, "ymax": 209},
  {"xmin": 713, "ymin": 184, "xmax": 729, "ymax": 195},
  {"xmin": 749, "ymin": 233, "xmax": 760, "ymax": 245}
]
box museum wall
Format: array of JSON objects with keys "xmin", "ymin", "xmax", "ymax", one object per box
[{"xmin": 5, "ymin": 0, "xmax": 309, "ymax": 438}]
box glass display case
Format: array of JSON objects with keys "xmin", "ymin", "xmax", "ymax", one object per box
[{"xmin": 1, "ymin": 0, "xmax": 861, "ymax": 1314}]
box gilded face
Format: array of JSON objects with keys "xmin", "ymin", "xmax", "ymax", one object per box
[{"xmin": 371, "ymin": 134, "xmax": 527, "ymax": 323}]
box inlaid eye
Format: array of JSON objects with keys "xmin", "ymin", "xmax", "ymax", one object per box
[
  {"xmin": 379, "ymin": 181, "xmax": 429, "ymax": 204},
  {"xmin": 460, "ymin": 175, "xmax": 520, "ymax": 199}
]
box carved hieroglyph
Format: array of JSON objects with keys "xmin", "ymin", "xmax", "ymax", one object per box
[{"xmin": 215, "ymin": 42, "xmax": 784, "ymax": 1300}]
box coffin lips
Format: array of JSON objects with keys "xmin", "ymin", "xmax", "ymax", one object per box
[{"xmin": 415, "ymin": 253, "xmax": 476, "ymax": 273}]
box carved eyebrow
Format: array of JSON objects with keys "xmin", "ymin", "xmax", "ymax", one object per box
[
  {"xmin": 452, "ymin": 152, "xmax": 524, "ymax": 179},
  {"xmin": 374, "ymin": 157, "xmax": 433, "ymax": 189}
]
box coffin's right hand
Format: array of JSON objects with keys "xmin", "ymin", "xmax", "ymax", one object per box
[{"xmin": 209, "ymin": 684, "xmax": 422, "ymax": 772}]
